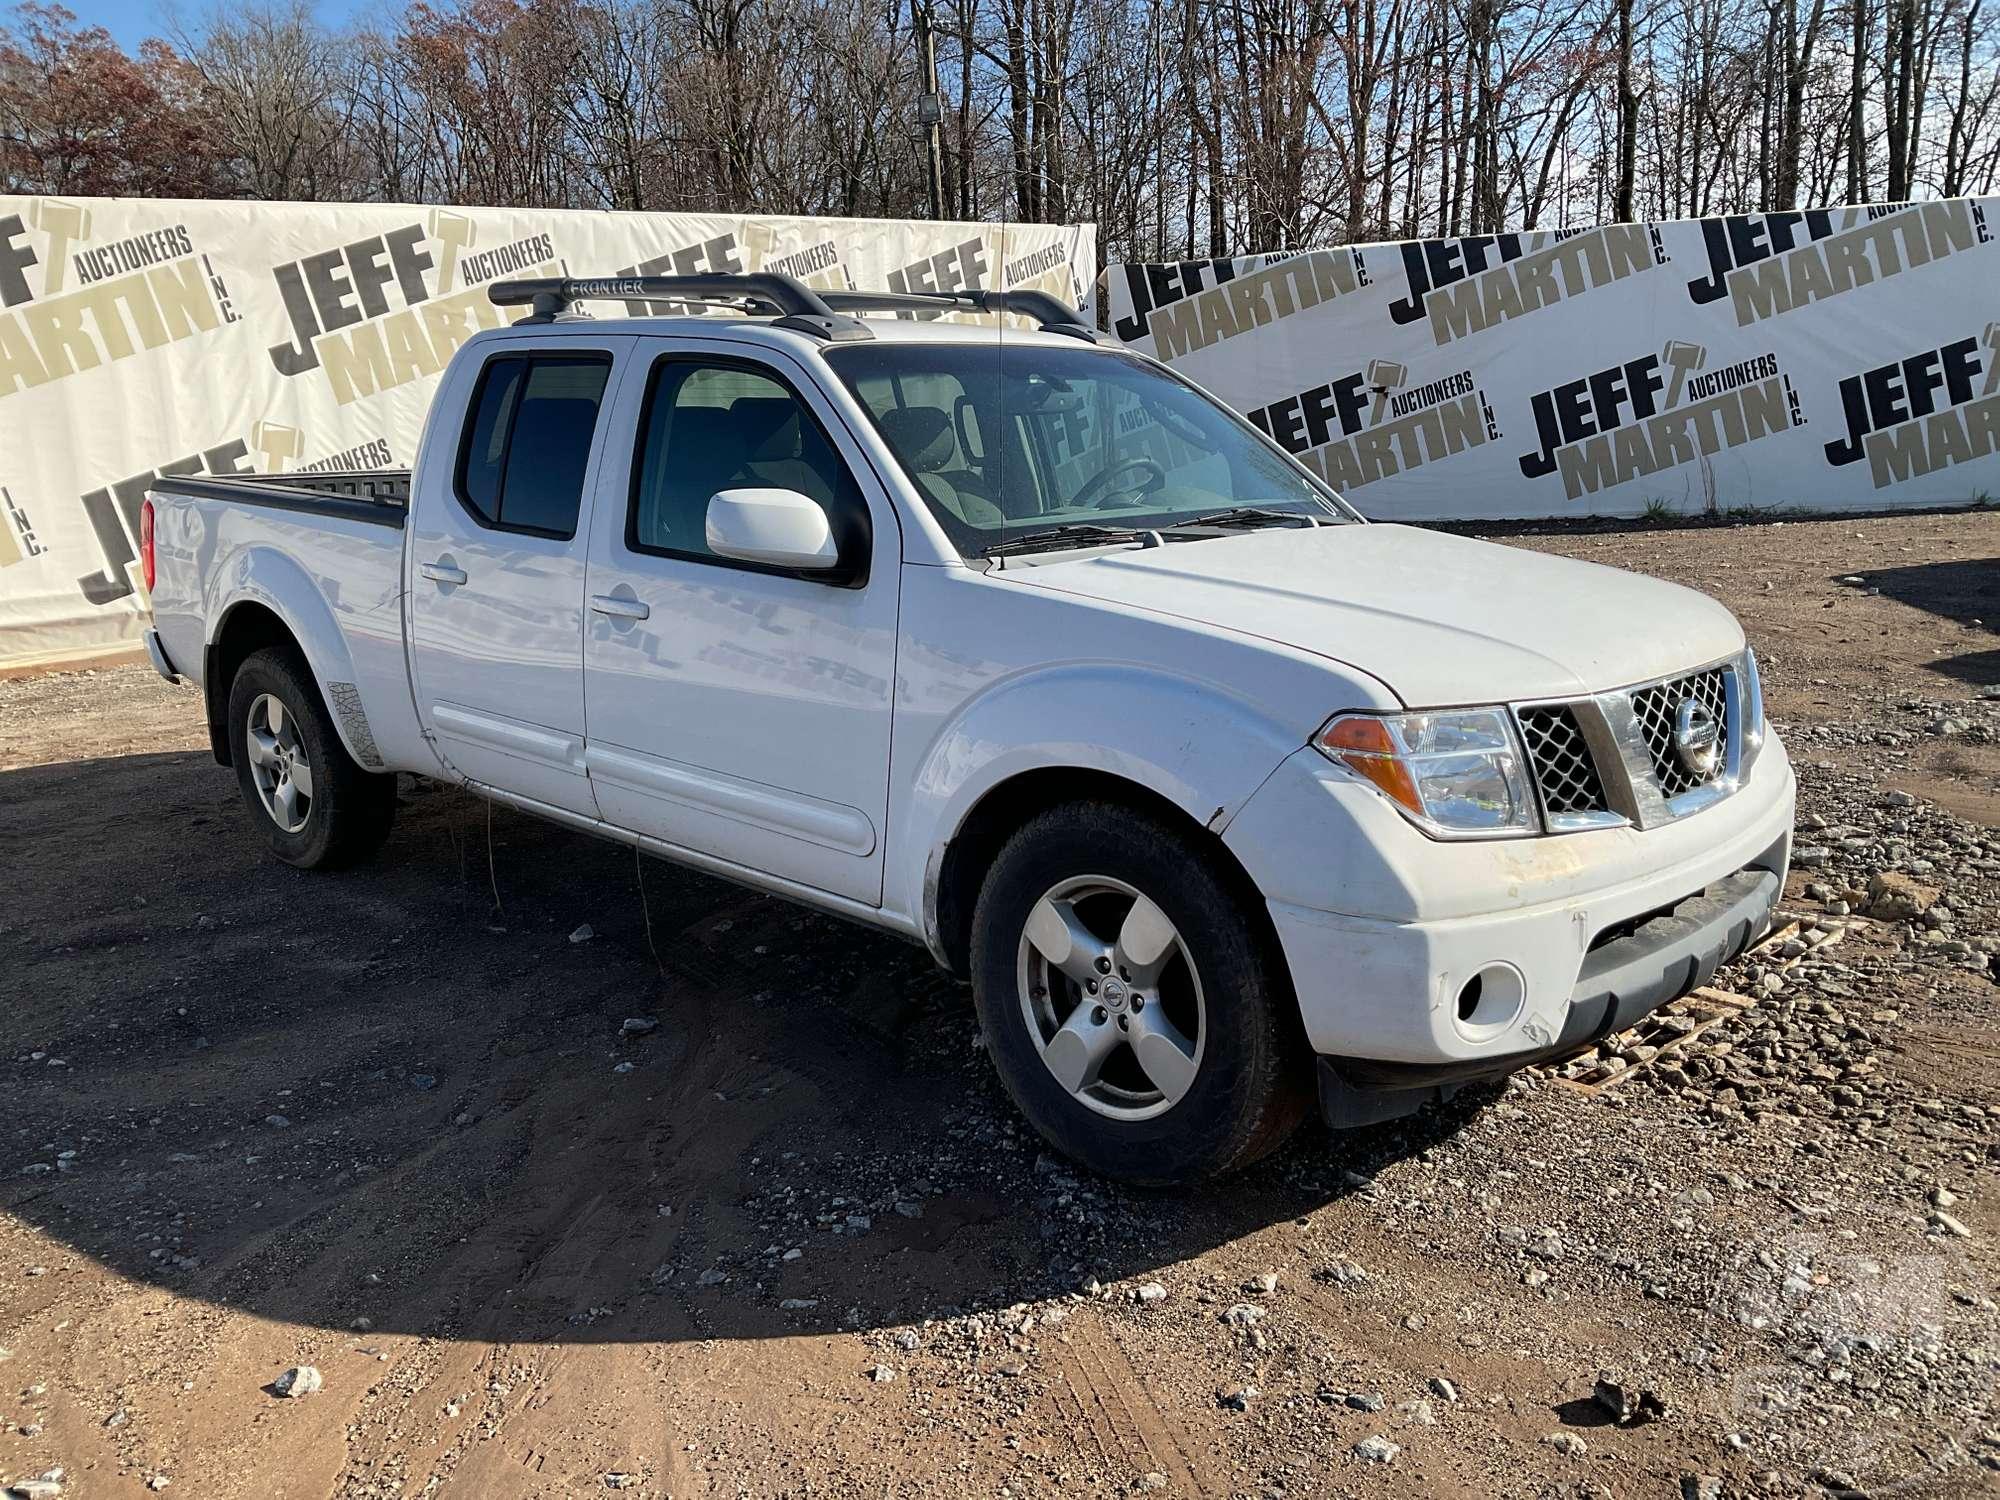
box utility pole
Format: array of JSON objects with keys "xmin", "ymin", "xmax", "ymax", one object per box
[{"xmin": 916, "ymin": 3, "xmax": 946, "ymax": 220}]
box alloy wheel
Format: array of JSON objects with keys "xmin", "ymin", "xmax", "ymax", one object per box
[{"xmin": 1015, "ymin": 874, "xmax": 1206, "ymax": 1121}]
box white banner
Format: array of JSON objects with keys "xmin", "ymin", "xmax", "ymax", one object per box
[
  {"xmin": 1107, "ymin": 201, "xmax": 2000, "ymax": 524},
  {"xmin": 0, "ymin": 196, "xmax": 1096, "ymax": 668}
]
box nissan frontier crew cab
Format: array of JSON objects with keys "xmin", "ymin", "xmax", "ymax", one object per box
[{"xmin": 142, "ymin": 272, "xmax": 1794, "ymax": 1185}]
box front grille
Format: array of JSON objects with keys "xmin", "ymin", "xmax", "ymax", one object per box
[
  {"xmin": 1517, "ymin": 704, "xmax": 1609, "ymax": 815},
  {"xmin": 1629, "ymin": 667, "xmax": 1729, "ymax": 798}
]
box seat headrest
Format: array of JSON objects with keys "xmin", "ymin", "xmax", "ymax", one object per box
[
  {"xmin": 727, "ymin": 396, "xmax": 801, "ymax": 462},
  {"xmin": 877, "ymin": 405, "xmax": 955, "ymax": 473}
]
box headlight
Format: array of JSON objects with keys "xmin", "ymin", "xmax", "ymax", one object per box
[
  {"xmin": 1740, "ymin": 647, "xmax": 1765, "ymax": 753},
  {"xmin": 1314, "ymin": 708, "xmax": 1539, "ymax": 839}
]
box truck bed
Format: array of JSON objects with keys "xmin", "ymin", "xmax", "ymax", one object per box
[{"xmin": 159, "ymin": 470, "xmax": 411, "ymax": 528}]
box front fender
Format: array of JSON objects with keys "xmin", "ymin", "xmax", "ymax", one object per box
[
  {"xmin": 897, "ymin": 662, "xmax": 1311, "ymax": 956},
  {"xmin": 207, "ymin": 545, "xmax": 378, "ymax": 770}
]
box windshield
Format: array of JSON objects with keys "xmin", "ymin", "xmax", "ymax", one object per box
[{"xmin": 826, "ymin": 342, "xmax": 1356, "ymax": 556}]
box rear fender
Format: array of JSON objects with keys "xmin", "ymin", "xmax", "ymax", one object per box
[{"xmin": 206, "ymin": 545, "xmax": 379, "ymax": 771}]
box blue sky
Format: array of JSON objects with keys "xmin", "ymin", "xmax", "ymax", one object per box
[{"xmin": 71, "ymin": 0, "xmax": 364, "ymax": 51}]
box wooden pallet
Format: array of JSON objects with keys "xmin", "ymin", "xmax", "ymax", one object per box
[{"xmin": 1547, "ymin": 915, "xmax": 1855, "ymax": 1095}]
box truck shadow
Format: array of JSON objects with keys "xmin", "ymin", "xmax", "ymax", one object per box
[
  {"xmin": 2, "ymin": 749, "xmax": 1493, "ymax": 1350},
  {"xmin": 1838, "ymin": 557, "xmax": 2000, "ymax": 689}
]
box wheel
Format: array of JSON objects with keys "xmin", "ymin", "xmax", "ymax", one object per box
[
  {"xmin": 970, "ymin": 801, "xmax": 1312, "ymax": 1185},
  {"xmin": 226, "ymin": 647, "xmax": 396, "ymax": 870}
]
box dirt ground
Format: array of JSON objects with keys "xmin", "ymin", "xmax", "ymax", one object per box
[{"xmin": 1, "ymin": 511, "xmax": 1996, "ymax": 1500}]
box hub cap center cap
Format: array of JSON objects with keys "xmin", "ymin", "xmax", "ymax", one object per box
[{"xmin": 1099, "ymin": 977, "xmax": 1129, "ymax": 1011}]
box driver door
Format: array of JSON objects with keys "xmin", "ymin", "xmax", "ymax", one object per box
[{"xmin": 580, "ymin": 342, "xmax": 901, "ymax": 905}]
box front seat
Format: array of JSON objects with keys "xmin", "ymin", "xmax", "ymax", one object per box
[
  {"xmin": 876, "ymin": 406, "xmax": 1004, "ymax": 527},
  {"xmin": 728, "ymin": 396, "xmax": 828, "ymax": 500}
]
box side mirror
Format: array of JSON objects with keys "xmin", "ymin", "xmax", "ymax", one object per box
[{"xmin": 705, "ymin": 488, "xmax": 842, "ymax": 572}]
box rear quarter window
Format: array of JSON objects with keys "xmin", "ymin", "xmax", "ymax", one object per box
[{"xmin": 455, "ymin": 354, "xmax": 611, "ymax": 539}]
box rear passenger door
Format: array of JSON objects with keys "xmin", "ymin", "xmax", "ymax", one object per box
[
  {"xmin": 408, "ymin": 337, "xmax": 633, "ymax": 817},
  {"xmin": 580, "ymin": 343, "xmax": 900, "ymax": 905}
]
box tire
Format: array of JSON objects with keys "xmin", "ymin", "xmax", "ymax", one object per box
[
  {"xmin": 226, "ymin": 647, "xmax": 396, "ymax": 870},
  {"xmin": 970, "ymin": 800, "xmax": 1312, "ymax": 1186}
]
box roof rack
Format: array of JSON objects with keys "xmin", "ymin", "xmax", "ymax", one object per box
[
  {"xmin": 488, "ymin": 273, "xmax": 870, "ymax": 340},
  {"xmin": 818, "ymin": 287, "xmax": 1105, "ymax": 343},
  {"xmin": 485, "ymin": 272, "xmax": 1103, "ymax": 343}
]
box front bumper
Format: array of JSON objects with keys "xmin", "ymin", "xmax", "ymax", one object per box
[
  {"xmin": 1225, "ymin": 731, "xmax": 1795, "ymax": 1124},
  {"xmin": 1315, "ymin": 853, "xmax": 1782, "ymax": 1125}
]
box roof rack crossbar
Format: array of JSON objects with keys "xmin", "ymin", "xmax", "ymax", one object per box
[
  {"xmin": 486, "ymin": 271, "xmax": 1102, "ymax": 343},
  {"xmin": 487, "ymin": 273, "xmax": 875, "ymax": 341},
  {"xmin": 820, "ymin": 287, "xmax": 1105, "ymax": 342}
]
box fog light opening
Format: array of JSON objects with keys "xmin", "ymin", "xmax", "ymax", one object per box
[
  {"xmin": 1452, "ymin": 962, "xmax": 1527, "ymax": 1040},
  {"xmin": 1456, "ymin": 973, "xmax": 1483, "ymax": 1022}
]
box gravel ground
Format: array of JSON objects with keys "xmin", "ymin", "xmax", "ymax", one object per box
[{"xmin": 0, "ymin": 510, "xmax": 1995, "ymax": 1499}]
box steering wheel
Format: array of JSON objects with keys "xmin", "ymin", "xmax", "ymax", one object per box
[{"xmin": 1074, "ymin": 456, "xmax": 1167, "ymax": 509}]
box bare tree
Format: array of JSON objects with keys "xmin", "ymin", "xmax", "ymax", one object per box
[{"xmin": 4, "ymin": 0, "xmax": 1998, "ymax": 265}]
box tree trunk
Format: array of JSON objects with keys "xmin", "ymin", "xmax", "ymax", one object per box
[{"xmin": 1615, "ymin": 0, "xmax": 1638, "ymax": 220}]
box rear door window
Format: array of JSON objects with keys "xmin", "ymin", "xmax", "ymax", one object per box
[{"xmin": 455, "ymin": 354, "xmax": 611, "ymax": 539}]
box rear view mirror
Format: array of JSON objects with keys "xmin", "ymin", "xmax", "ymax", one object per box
[{"xmin": 705, "ymin": 488, "xmax": 843, "ymax": 572}]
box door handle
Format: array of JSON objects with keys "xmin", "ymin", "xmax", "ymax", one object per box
[
  {"xmin": 590, "ymin": 594, "xmax": 651, "ymax": 621},
  {"xmin": 420, "ymin": 561, "xmax": 468, "ymax": 586}
]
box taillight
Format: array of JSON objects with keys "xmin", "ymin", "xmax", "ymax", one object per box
[{"xmin": 140, "ymin": 498, "xmax": 156, "ymax": 592}]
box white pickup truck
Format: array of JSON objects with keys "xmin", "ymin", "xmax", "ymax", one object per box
[{"xmin": 144, "ymin": 272, "xmax": 1794, "ymax": 1184}]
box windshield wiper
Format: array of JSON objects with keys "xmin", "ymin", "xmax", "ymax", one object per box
[
  {"xmin": 982, "ymin": 523, "xmax": 1158, "ymax": 560},
  {"xmin": 1168, "ymin": 506, "xmax": 1324, "ymax": 531}
]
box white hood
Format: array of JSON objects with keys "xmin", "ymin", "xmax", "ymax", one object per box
[{"xmin": 1006, "ymin": 523, "xmax": 1745, "ymax": 706}]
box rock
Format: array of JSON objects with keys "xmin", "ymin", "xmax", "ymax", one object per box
[
  {"xmin": 569, "ymin": 924, "xmax": 595, "ymax": 943},
  {"xmin": 264, "ymin": 1114, "xmax": 291, "ymax": 1128},
  {"xmin": 1221, "ymin": 1303, "xmax": 1265, "ymax": 1329},
  {"xmin": 1134, "ymin": 1281, "xmax": 1168, "ymax": 1305},
  {"xmin": 1680, "ymin": 1475, "xmax": 1723, "ymax": 1500},
  {"xmin": 1546, "ymin": 1432, "xmax": 1587, "ymax": 1456},
  {"xmin": 613, "ymin": 1061, "xmax": 635, "ymax": 1073},
  {"xmin": 1932, "ymin": 1211, "xmax": 1971, "ymax": 1238},
  {"xmin": 619, "ymin": 1017, "xmax": 658, "ymax": 1036},
  {"xmin": 779, "ymin": 1298, "xmax": 819, "ymax": 1311},
  {"xmin": 272, "ymin": 1365, "xmax": 322, "ymax": 1398},
  {"xmin": 1320, "ymin": 1258, "xmax": 1370, "ymax": 1285},
  {"xmin": 9, "ymin": 1474, "xmax": 64, "ymax": 1500},
  {"xmin": 410, "ymin": 1074, "xmax": 438, "ymax": 1091},
  {"xmin": 1246, "ymin": 1272, "xmax": 1279, "ymax": 1295},
  {"xmin": 147, "ymin": 1478, "xmax": 171, "ymax": 1493},
  {"xmin": 696, "ymin": 1268, "xmax": 728, "ymax": 1286},
  {"xmin": 866, "ymin": 1363, "xmax": 895, "ymax": 1383},
  {"xmin": 1866, "ymin": 871, "xmax": 1940, "ymax": 920},
  {"xmin": 1429, "ymin": 1376, "xmax": 1459, "ymax": 1402},
  {"xmin": 1344, "ymin": 1391, "xmax": 1386, "ymax": 1412},
  {"xmin": 1137, "ymin": 1475, "xmax": 1169, "ymax": 1492},
  {"xmin": 1793, "ymin": 846, "xmax": 1833, "ymax": 868},
  {"xmin": 1218, "ymin": 1385, "xmax": 1256, "ymax": 1411},
  {"xmin": 1593, "ymin": 1370, "xmax": 1668, "ymax": 1426},
  {"xmin": 1351, "ymin": 1435, "xmax": 1400, "ymax": 1464}
]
